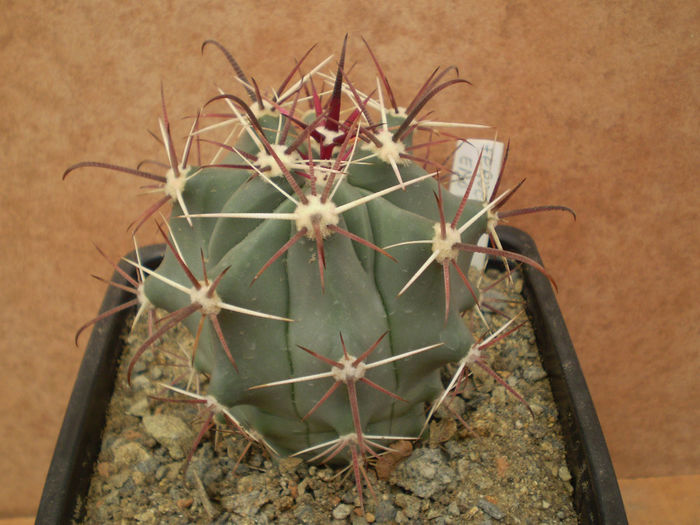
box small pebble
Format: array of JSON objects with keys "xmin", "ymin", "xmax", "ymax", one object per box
[
  {"xmin": 374, "ymin": 499, "xmax": 397, "ymax": 522},
  {"xmin": 127, "ymin": 398, "xmax": 151, "ymax": 417},
  {"xmin": 176, "ymin": 497, "xmax": 193, "ymax": 509},
  {"xmin": 141, "ymin": 414, "xmax": 193, "ymax": 459},
  {"xmin": 130, "ymin": 374, "xmax": 151, "ymax": 391},
  {"xmin": 447, "ymin": 502, "xmax": 460, "ymax": 516},
  {"xmin": 477, "ymin": 498, "xmax": 505, "ymax": 520},
  {"xmin": 131, "ymin": 360, "xmax": 147, "ymax": 375},
  {"xmin": 113, "ymin": 442, "xmax": 150, "ymax": 467},
  {"xmin": 154, "ymin": 464, "xmax": 168, "ymax": 481},
  {"xmin": 332, "ymin": 503, "xmax": 353, "ymax": 520},
  {"xmin": 278, "ymin": 456, "xmax": 303, "ymax": 474},
  {"xmin": 361, "ymin": 511, "xmax": 376, "ymax": 523},
  {"xmin": 96, "ymin": 461, "xmax": 115, "ymax": 478},
  {"xmin": 133, "ymin": 508, "xmax": 156, "ymax": 523},
  {"xmin": 131, "ymin": 470, "xmax": 145, "ymax": 485},
  {"xmin": 559, "ymin": 465, "xmax": 572, "ymax": 481},
  {"xmin": 524, "ymin": 365, "xmax": 547, "ymax": 382}
]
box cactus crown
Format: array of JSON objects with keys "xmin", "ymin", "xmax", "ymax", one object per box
[{"xmin": 66, "ymin": 37, "xmax": 572, "ymax": 511}]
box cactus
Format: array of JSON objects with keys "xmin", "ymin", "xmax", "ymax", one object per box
[{"xmin": 65, "ymin": 37, "xmax": 571, "ymax": 511}]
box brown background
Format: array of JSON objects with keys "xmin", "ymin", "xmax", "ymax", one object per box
[{"xmin": 1, "ymin": 0, "xmax": 698, "ymax": 518}]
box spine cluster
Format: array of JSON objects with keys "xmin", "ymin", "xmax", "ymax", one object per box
[{"xmin": 66, "ymin": 37, "xmax": 570, "ymax": 511}]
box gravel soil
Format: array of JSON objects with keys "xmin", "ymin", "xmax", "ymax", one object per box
[{"xmin": 77, "ymin": 269, "xmax": 577, "ymax": 524}]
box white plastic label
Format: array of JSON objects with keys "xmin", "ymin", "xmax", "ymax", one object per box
[{"xmin": 450, "ymin": 139, "xmax": 505, "ymax": 269}]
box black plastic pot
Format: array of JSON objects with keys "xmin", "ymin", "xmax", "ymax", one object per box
[{"xmin": 37, "ymin": 227, "xmax": 627, "ymax": 524}]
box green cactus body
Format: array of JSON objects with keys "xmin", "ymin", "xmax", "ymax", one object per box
[
  {"xmin": 62, "ymin": 37, "xmax": 578, "ymax": 516},
  {"xmin": 143, "ymin": 127, "xmax": 488, "ymax": 457},
  {"xmin": 66, "ymin": 40, "xmax": 538, "ymax": 479}
]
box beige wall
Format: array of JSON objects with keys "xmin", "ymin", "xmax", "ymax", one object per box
[{"xmin": 1, "ymin": 0, "xmax": 698, "ymax": 517}]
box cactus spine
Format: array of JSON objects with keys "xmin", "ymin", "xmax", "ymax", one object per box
[{"xmin": 66, "ymin": 37, "xmax": 563, "ymax": 510}]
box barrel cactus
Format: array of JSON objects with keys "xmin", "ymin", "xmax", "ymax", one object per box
[{"xmin": 65, "ymin": 37, "xmax": 562, "ymax": 509}]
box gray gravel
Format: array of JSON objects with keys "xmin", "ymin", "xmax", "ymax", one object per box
[{"xmin": 77, "ymin": 269, "xmax": 578, "ymax": 524}]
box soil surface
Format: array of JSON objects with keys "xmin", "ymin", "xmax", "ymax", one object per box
[{"xmin": 77, "ymin": 269, "xmax": 577, "ymax": 524}]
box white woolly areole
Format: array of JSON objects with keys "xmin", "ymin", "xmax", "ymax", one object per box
[
  {"xmin": 251, "ymin": 99, "xmax": 277, "ymax": 120},
  {"xmin": 432, "ymin": 223, "xmax": 461, "ymax": 263},
  {"xmin": 391, "ymin": 106, "xmax": 409, "ymax": 119},
  {"xmin": 364, "ymin": 128, "xmax": 408, "ymax": 164},
  {"xmin": 136, "ymin": 283, "xmax": 152, "ymax": 309},
  {"xmin": 316, "ymin": 126, "xmax": 344, "ymax": 146},
  {"xmin": 164, "ymin": 165, "xmax": 192, "ymax": 199},
  {"xmin": 294, "ymin": 194, "xmax": 339, "ymax": 239},
  {"xmin": 337, "ymin": 432, "xmax": 361, "ymax": 446},
  {"xmin": 189, "ymin": 283, "xmax": 221, "ymax": 315},
  {"xmin": 486, "ymin": 206, "xmax": 499, "ymax": 230},
  {"xmin": 311, "ymin": 167, "xmax": 332, "ymax": 190},
  {"xmin": 256, "ymin": 144, "xmax": 300, "ymax": 177},
  {"xmin": 205, "ymin": 395, "xmax": 225, "ymax": 413},
  {"xmin": 331, "ymin": 355, "xmax": 367, "ymax": 383},
  {"xmin": 465, "ymin": 345, "xmax": 482, "ymax": 364}
]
